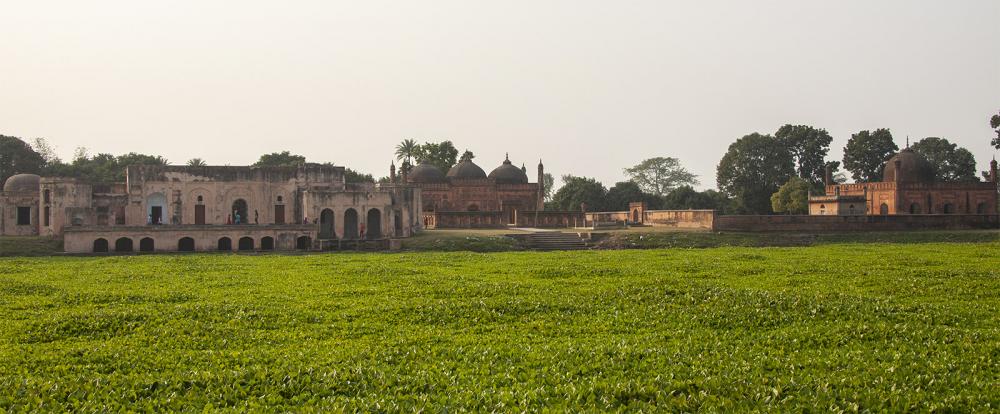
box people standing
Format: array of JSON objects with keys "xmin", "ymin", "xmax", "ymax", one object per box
[
  {"xmin": 254, "ymin": 209, "xmax": 259, "ymax": 225},
  {"xmin": 227, "ymin": 214, "xmax": 232, "ymax": 225},
  {"xmin": 359, "ymin": 222, "xmax": 366, "ymax": 240},
  {"xmin": 235, "ymin": 212, "xmax": 241, "ymax": 225}
]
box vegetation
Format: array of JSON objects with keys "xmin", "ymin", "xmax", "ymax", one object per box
[
  {"xmin": 770, "ymin": 177, "xmax": 811, "ymax": 214},
  {"xmin": 910, "ymin": 137, "xmax": 978, "ymax": 182},
  {"xmin": 716, "ymin": 133, "xmax": 796, "ymax": 214},
  {"xmin": 413, "ymin": 141, "xmax": 459, "ymax": 172},
  {"xmin": 775, "ymin": 124, "xmax": 835, "ymax": 185},
  {"xmin": 991, "ymin": 109, "xmax": 1000, "ymax": 149},
  {"xmin": 0, "ymin": 243, "xmax": 997, "ymax": 411},
  {"xmin": 623, "ymin": 157, "xmax": 698, "ymax": 196},
  {"xmin": 842, "ymin": 129, "xmax": 898, "ymax": 182},
  {"xmin": 661, "ymin": 186, "xmax": 731, "ymax": 212},
  {"xmin": 253, "ymin": 151, "xmax": 307, "ymax": 167},
  {"xmin": 0, "ymin": 135, "xmax": 45, "ymax": 184},
  {"xmin": 550, "ymin": 175, "xmax": 608, "ymax": 211}
]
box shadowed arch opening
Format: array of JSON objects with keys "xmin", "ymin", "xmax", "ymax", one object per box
[
  {"xmin": 943, "ymin": 203, "xmax": 954, "ymax": 214},
  {"xmin": 367, "ymin": 208, "xmax": 382, "ymax": 239},
  {"xmin": 879, "ymin": 203, "xmax": 889, "ymax": 215},
  {"xmin": 238, "ymin": 237, "xmax": 254, "ymax": 251},
  {"xmin": 139, "ymin": 237, "xmax": 154, "ymax": 252},
  {"xmin": 93, "ymin": 238, "xmax": 109, "ymax": 253},
  {"xmin": 977, "ymin": 202, "xmax": 988, "ymax": 214},
  {"xmin": 910, "ymin": 203, "xmax": 921, "ymax": 214},
  {"xmin": 296, "ymin": 236, "xmax": 311, "ymax": 250},
  {"xmin": 632, "ymin": 209, "xmax": 639, "ymax": 223},
  {"xmin": 115, "ymin": 237, "xmax": 133, "ymax": 252},
  {"xmin": 320, "ymin": 209, "xmax": 335, "ymax": 239},
  {"xmin": 218, "ymin": 237, "xmax": 232, "ymax": 251},
  {"xmin": 394, "ymin": 211, "xmax": 403, "ymax": 237},
  {"xmin": 178, "ymin": 237, "xmax": 195, "ymax": 252},
  {"xmin": 232, "ymin": 199, "xmax": 248, "ymax": 224},
  {"xmin": 344, "ymin": 208, "xmax": 359, "ymax": 239},
  {"xmin": 261, "ymin": 236, "xmax": 274, "ymax": 250}
]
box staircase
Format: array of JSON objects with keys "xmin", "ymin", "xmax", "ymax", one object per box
[{"xmin": 524, "ymin": 232, "xmax": 588, "ymax": 251}]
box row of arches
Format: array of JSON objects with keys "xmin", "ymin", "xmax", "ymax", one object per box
[
  {"xmin": 317, "ymin": 208, "xmax": 383, "ymax": 240},
  {"xmin": 92, "ymin": 236, "xmax": 313, "ymax": 253}
]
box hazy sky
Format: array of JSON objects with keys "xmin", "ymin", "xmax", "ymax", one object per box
[{"xmin": 2, "ymin": 0, "xmax": 998, "ymax": 189}]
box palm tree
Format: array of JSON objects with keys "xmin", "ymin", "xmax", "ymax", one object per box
[
  {"xmin": 187, "ymin": 158, "xmax": 207, "ymax": 167},
  {"xmin": 395, "ymin": 139, "xmax": 418, "ymax": 164}
]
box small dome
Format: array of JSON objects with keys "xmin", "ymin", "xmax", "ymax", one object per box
[
  {"xmin": 488, "ymin": 156, "xmax": 529, "ymax": 184},
  {"xmin": 407, "ymin": 163, "xmax": 446, "ymax": 183},
  {"xmin": 446, "ymin": 159, "xmax": 487, "ymax": 180},
  {"xmin": 883, "ymin": 149, "xmax": 935, "ymax": 183},
  {"xmin": 3, "ymin": 173, "xmax": 41, "ymax": 193}
]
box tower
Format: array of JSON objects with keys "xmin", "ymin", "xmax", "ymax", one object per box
[
  {"xmin": 990, "ymin": 157, "xmax": 998, "ymax": 184},
  {"xmin": 390, "ymin": 162, "xmax": 397, "ymax": 184},
  {"xmin": 537, "ymin": 159, "xmax": 545, "ymax": 210}
]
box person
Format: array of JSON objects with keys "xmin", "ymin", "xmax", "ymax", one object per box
[
  {"xmin": 359, "ymin": 222, "xmax": 365, "ymax": 240},
  {"xmin": 303, "ymin": 216, "xmax": 309, "ymax": 225},
  {"xmin": 227, "ymin": 214, "xmax": 232, "ymax": 225},
  {"xmin": 235, "ymin": 213, "xmax": 241, "ymax": 225},
  {"xmin": 254, "ymin": 209, "xmax": 259, "ymax": 225},
  {"xmin": 146, "ymin": 214, "xmax": 152, "ymax": 225}
]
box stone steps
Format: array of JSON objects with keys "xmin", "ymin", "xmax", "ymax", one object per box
[{"xmin": 525, "ymin": 232, "xmax": 588, "ymax": 251}]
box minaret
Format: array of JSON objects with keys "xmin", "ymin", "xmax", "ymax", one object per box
[
  {"xmin": 537, "ymin": 159, "xmax": 545, "ymax": 210},
  {"xmin": 990, "ymin": 157, "xmax": 998, "ymax": 183},
  {"xmin": 390, "ymin": 162, "xmax": 397, "ymax": 184}
]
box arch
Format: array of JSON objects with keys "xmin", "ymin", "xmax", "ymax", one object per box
[
  {"xmin": 232, "ymin": 199, "xmax": 248, "ymax": 224},
  {"xmin": 93, "ymin": 238, "xmax": 109, "ymax": 253},
  {"xmin": 296, "ymin": 236, "xmax": 312, "ymax": 250},
  {"xmin": 217, "ymin": 237, "xmax": 232, "ymax": 251},
  {"xmin": 819, "ymin": 204, "xmax": 826, "ymax": 215},
  {"xmin": 632, "ymin": 209, "xmax": 639, "ymax": 223},
  {"xmin": 197, "ymin": 195, "xmax": 203, "ymax": 203},
  {"xmin": 238, "ymin": 237, "xmax": 254, "ymax": 251},
  {"xmin": 146, "ymin": 192, "xmax": 167, "ymax": 225},
  {"xmin": 115, "ymin": 237, "xmax": 133, "ymax": 252},
  {"xmin": 276, "ymin": 195, "xmax": 283, "ymax": 203},
  {"xmin": 344, "ymin": 208, "xmax": 359, "ymax": 239},
  {"xmin": 394, "ymin": 211, "xmax": 403, "ymax": 237},
  {"xmin": 367, "ymin": 208, "xmax": 382, "ymax": 239},
  {"xmin": 467, "ymin": 204, "xmax": 480, "ymax": 212},
  {"xmin": 261, "ymin": 236, "xmax": 274, "ymax": 250},
  {"xmin": 910, "ymin": 203, "xmax": 921, "ymax": 214},
  {"xmin": 178, "ymin": 237, "xmax": 195, "ymax": 252},
  {"xmin": 319, "ymin": 208, "xmax": 336, "ymax": 239},
  {"xmin": 879, "ymin": 203, "xmax": 889, "ymax": 215},
  {"xmin": 977, "ymin": 202, "xmax": 988, "ymax": 214},
  {"xmin": 139, "ymin": 237, "xmax": 154, "ymax": 252},
  {"xmin": 943, "ymin": 203, "xmax": 954, "ymax": 214}
]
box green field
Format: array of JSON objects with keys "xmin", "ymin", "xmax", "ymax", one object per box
[{"xmin": 1, "ymin": 242, "xmax": 999, "ymax": 411}]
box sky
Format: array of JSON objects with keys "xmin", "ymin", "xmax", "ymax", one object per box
[{"xmin": 2, "ymin": 0, "xmax": 999, "ymax": 189}]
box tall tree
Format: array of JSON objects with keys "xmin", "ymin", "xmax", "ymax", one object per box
[
  {"xmin": 775, "ymin": 124, "xmax": 833, "ymax": 184},
  {"xmin": 770, "ymin": 177, "xmax": 811, "ymax": 214},
  {"xmin": 842, "ymin": 129, "xmax": 897, "ymax": 182},
  {"xmin": 344, "ymin": 168, "xmax": 375, "ymax": 183},
  {"xmin": 187, "ymin": 158, "xmax": 207, "ymax": 167},
  {"xmin": 413, "ymin": 141, "xmax": 459, "ymax": 172},
  {"xmin": 460, "ymin": 150, "xmax": 475, "ymax": 162},
  {"xmin": 910, "ymin": 137, "xmax": 978, "ymax": 182},
  {"xmin": 550, "ymin": 175, "xmax": 607, "ymax": 211},
  {"xmin": 31, "ymin": 138, "xmax": 61, "ymax": 165},
  {"xmin": 0, "ymin": 135, "xmax": 45, "ymax": 185},
  {"xmin": 395, "ymin": 139, "xmax": 418, "ymax": 163},
  {"xmin": 716, "ymin": 133, "xmax": 795, "ymax": 214},
  {"xmin": 605, "ymin": 181, "xmax": 663, "ymax": 211},
  {"xmin": 991, "ymin": 110, "xmax": 1000, "ymax": 149},
  {"xmin": 662, "ymin": 186, "xmax": 732, "ymax": 213},
  {"xmin": 542, "ymin": 173, "xmax": 555, "ymax": 201},
  {"xmin": 623, "ymin": 157, "xmax": 698, "ymax": 196},
  {"xmin": 253, "ymin": 151, "xmax": 306, "ymax": 167}
]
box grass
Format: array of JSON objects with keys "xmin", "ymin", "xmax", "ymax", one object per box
[
  {"xmin": 594, "ymin": 229, "xmax": 999, "ymax": 249},
  {"xmin": 0, "ymin": 242, "xmax": 998, "ymax": 411},
  {"xmin": 401, "ymin": 229, "xmax": 527, "ymax": 252},
  {"xmin": 0, "ymin": 237, "xmax": 62, "ymax": 256}
]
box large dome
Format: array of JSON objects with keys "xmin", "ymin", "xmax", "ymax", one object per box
[
  {"xmin": 883, "ymin": 148, "xmax": 935, "ymax": 183},
  {"xmin": 3, "ymin": 173, "xmax": 41, "ymax": 193},
  {"xmin": 407, "ymin": 163, "xmax": 446, "ymax": 183},
  {"xmin": 446, "ymin": 159, "xmax": 487, "ymax": 180},
  {"xmin": 488, "ymin": 156, "xmax": 529, "ymax": 184}
]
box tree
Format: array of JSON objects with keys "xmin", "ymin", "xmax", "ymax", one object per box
[
  {"xmin": 344, "ymin": 168, "xmax": 375, "ymax": 183},
  {"xmin": 775, "ymin": 124, "xmax": 833, "ymax": 184},
  {"xmin": 991, "ymin": 110, "xmax": 1000, "ymax": 149},
  {"xmin": 623, "ymin": 157, "xmax": 698, "ymax": 196},
  {"xmin": 0, "ymin": 135, "xmax": 45, "ymax": 185},
  {"xmin": 31, "ymin": 138, "xmax": 61, "ymax": 165},
  {"xmin": 842, "ymin": 129, "xmax": 897, "ymax": 182},
  {"xmin": 187, "ymin": 158, "xmax": 207, "ymax": 167},
  {"xmin": 460, "ymin": 150, "xmax": 475, "ymax": 161},
  {"xmin": 550, "ymin": 175, "xmax": 607, "ymax": 211},
  {"xmin": 605, "ymin": 181, "xmax": 663, "ymax": 211},
  {"xmin": 662, "ymin": 186, "xmax": 732, "ymax": 212},
  {"xmin": 395, "ymin": 139, "xmax": 418, "ymax": 163},
  {"xmin": 910, "ymin": 137, "xmax": 978, "ymax": 182},
  {"xmin": 542, "ymin": 173, "xmax": 555, "ymax": 201},
  {"xmin": 39, "ymin": 150, "xmax": 168, "ymax": 182},
  {"xmin": 770, "ymin": 177, "xmax": 811, "ymax": 214},
  {"xmin": 253, "ymin": 151, "xmax": 306, "ymax": 167},
  {"xmin": 413, "ymin": 141, "xmax": 459, "ymax": 172},
  {"xmin": 716, "ymin": 133, "xmax": 795, "ymax": 214}
]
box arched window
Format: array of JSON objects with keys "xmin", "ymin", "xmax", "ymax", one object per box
[
  {"xmin": 232, "ymin": 199, "xmax": 248, "ymax": 224},
  {"xmin": 879, "ymin": 203, "xmax": 889, "ymax": 215},
  {"xmin": 115, "ymin": 238, "xmax": 133, "ymax": 252},
  {"xmin": 319, "ymin": 209, "xmax": 336, "ymax": 239},
  {"xmin": 238, "ymin": 237, "xmax": 254, "ymax": 251},
  {"xmin": 261, "ymin": 236, "xmax": 274, "ymax": 250},
  {"xmin": 93, "ymin": 238, "xmax": 109, "ymax": 253},
  {"xmin": 217, "ymin": 237, "xmax": 232, "ymax": 251},
  {"xmin": 276, "ymin": 196, "xmax": 283, "ymax": 203},
  {"xmin": 178, "ymin": 237, "xmax": 195, "ymax": 252},
  {"xmin": 819, "ymin": 204, "xmax": 826, "ymax": 215},
  {"xmin": 139, "ymin": 237, "xmax": 154, "ymax": 252},
  {"xmin": 296, "ymin": 236, "xmax": 311, "ymax": 250},
  {"xmin": 196, "ymin": 195, "xmax": 203, "ymax": 203},
  {"xmin": 343, "ymin": 209, "xmax": 359, "ymax": 239},
  {"xmin": 367, "ymin": 208, "xmax": 382, "ymax": 239}
]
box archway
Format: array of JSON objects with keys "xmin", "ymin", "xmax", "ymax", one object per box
[
  {"xmin": 910, "ymin": 203, "xmax": 921, "ymax": 214},
  {"xmin": 93, "ymin": 238, "xmax": 109, "ymax": 253},
  {"xmin": 139, "ymin": 237, "xmax": 154, "ymax": 252},
  {"xmin": 238, "ymin": 237, "xmax": 254, "ymax": 251},
  {"xmin": 367, "ymin": 208, "xmax": 382, "ymax": 239},
  {"xmin": 819, "ymin": 204, "xmax": 826, "ymax": 215},
  {"xmin": 218, "ymin": 237, "xmax": 232, "ymax": 251},
  {"xmin": 115, "ymin": 237, "xmax": 133, "ymax": 252},
  {"xmin": 261, "ymin": 236, "xmax": 274, "ymax": 250},
  {"xmin": 319, "ymin": 209, "xmax": 336, "ymax": 239},
  {"xmin": 943, "ymin": 203, "xmax": 954, "ymax": 214},
  {"xmin": 178, "ymin": 237, "xmax": 195, "ymax": 252},
  {"xmin": 296, "ymin": 236, "xmax": 311, "ymax": 250},
  {"xmin": 344, "ymin": 208, "xmax": 359, "ymax": 239},
  {"xmin": 977, "ymin": 202, "xmax": 988, "ymax": 214},
  {"xmin": 232, "ymin": 199, "xmax": 248, "ymax": 224},
  {"xmin": 879, "ymin": 203, "xmax": 889, "ymax": 215},
  {"xmin": 394, "ymin": 211, "xmax": 403, "ymax": 237},
  {"xmin": 632, "ymin": 209, "xmax": 639, "ymax": 223},
  {"xmin": 146, "ymin": 193, "xmax": 167, "ymax": 225}
]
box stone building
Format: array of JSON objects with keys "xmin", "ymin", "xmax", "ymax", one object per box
[
  {"xmin": 0, "ymin": 164, "xmax": 421, "ymax": 253},
  {"xmin": 809, "ymin": 149, "xmax": 999, "ymax": 216}
]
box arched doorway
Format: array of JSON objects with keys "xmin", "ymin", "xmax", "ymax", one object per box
[
  {"xmin": 261, "ymin": 236, "xmax": 274, "ymax": 250},
  {"xmin": 115, "ymin": 238, "xmax": 133, "ymax": 252},
  {"xmin": 319, "ymin": 209, "xmax": 336, "ymax": 239},
  {"xmin": 879, "ymin": 203, "xmax": 889, "ymax": 215},
  {"xmin": 819, "ymin": 204, "xmax": 826, "ymax": 215},
  {"xmin": 232, "ymin": 199, "xmax": 248, "ymax": 224},
  {"xmin": 178, "ymin": 237, "xmax": 195, "ymax": 252},
  {"xmin": 139, "ymin": 237, "xmax": 154, "ymax": 252},
  {"xmin": 147, "ymin": 193, "xmax": 167, "ymax": 225},
  {"xmin": 632, "ymin": 209, "xmax": 639, "ymax": 223},
  {"xmin": 296, "ymin": 236, "xmax": 311, "ymax": 250},
  {"xmin": 93, "ymin": 238, "xmax": 109, "ymax": 253},
  {"xmin": 367, "ymin": 208, "xmax": 382, "ymax": 239},
  {"xmin": 238, "ymin": 237, "xmax": 254, "ymax": 251},
  {"xmin": 218, "ymin": 237, "xmax": 232, "ymax": 251},
  {"xmin": 344, "ymin": 209, "xmax": 359, "ymax": 239},
  {"xmin": 394, "ymin": 211, "xmax": 403, "ymax": 237}
]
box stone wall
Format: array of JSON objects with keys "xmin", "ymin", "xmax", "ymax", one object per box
[
  {"xmin": 714, "ymin": 214, "xmax": 999, "ymax": 232},
  {"xmin": 63, "ymin": 224, "xmax": 318, "ymax": 253},
  {"xmin": 586, "ymin": 209, "xmax": 715, "ymax": 229},
  {"xmin": 424, "ymin": 210, "xmax": 586, "ymax": 229},
  {"xmin": 0, "ymin": 191, "xmax": 40, "ymax": 236}
]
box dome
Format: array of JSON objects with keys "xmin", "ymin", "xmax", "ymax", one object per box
[
  {"xmin": 883, "ymin": 148, "xmax": 935, "ymax": 183},
  {"xmin": 488, "ymin": 156, "xmax": 529, "ymax": 184},
  {"xmin": 3, "ymin": 173, "xmax": 41, "ymax": 193},
  {"xmin": 407, "ymin": 163, "xmax": 446, "ymax": 183},
  {"xmin": 446, "ymin": 159, "xmax": 487, "ymax": 180}
]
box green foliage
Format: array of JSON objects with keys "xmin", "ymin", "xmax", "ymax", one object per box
[
  {"xmin": 253, "ymin": 151, "xmax": 306, "ymax": 167},
  {"xmin": 542, "ymin": 173, "xmax": 555, "ymax": 201},
  {"xmin": 344, "ymin": 168, "xmax": 375, "ymax": 184},
  {"xmin": 775, "ymin": 124, "xmax": 834, "ymax": 185},
  {"xmin": 460, "ymin": 150, "xmax": 475, "ymax": 161},
  {"xmin": 623, "ymin": 157, "xmax": 698, "ymax": 196},
  {"xmin": 413, "ymin": 141, "xmax": 459, "ymax": 172},
  {"xmin": 842, "ymin": 129, "xmax": 898, "ymax": 182},
  {"xmin": 910, "ymin": 137, "xmax": 978, "ymax": 182},
  {"xmin": 716, "ymin": 133, "xmax": 795, "ymax": 214},
  {"xmin": 661, "ymin": 186, "xmax": 732, "ymax": 212},
  {"xmin": 0, "ymin": 135, "xmax": 45, "ymax": 185},
  {"xmin": 186, "ymin": 158, "xmax": 207, "ymax": 167},
  {"xmin": 395, "ymin": 139, "xmax": 419, "ymax": 163},
  {"xmin": 605, "ymin": 181, "xmax": 662, "ymax": 211},
  {"xmin": 41, "ymin": 150, "xmax": 168, "ymax": 183},
  {"xmin": 0, "ymin": 243, "xmax": 998, "ymax": 411},
  {"xmin": 770, "ymin": 177, "xmax": 811, "ymax": 214},
  {"xmin": 991, "ymin": 111, "xmax": 1000, "ymax": 149},
  {"xmin": 550, "ymin": 175, "xmax": 607, "ymax": 211}
]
